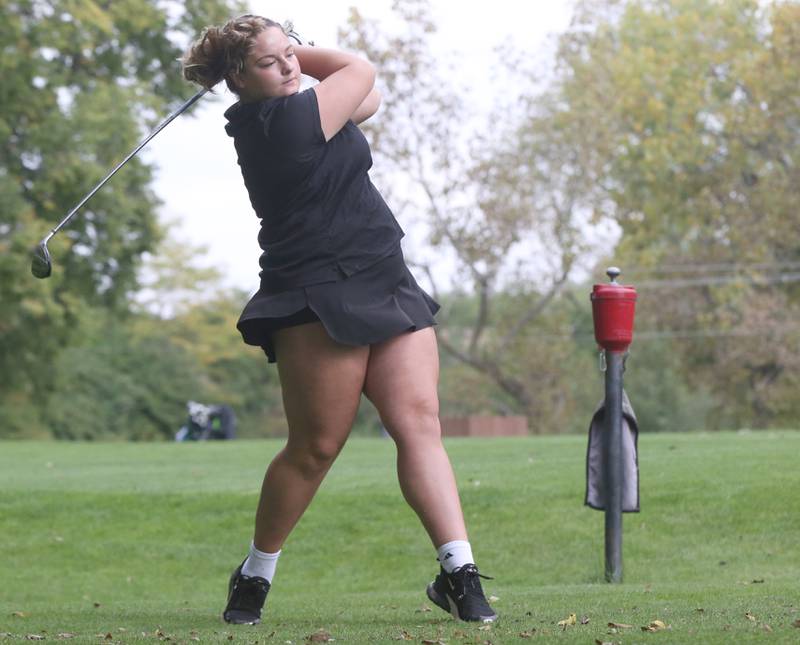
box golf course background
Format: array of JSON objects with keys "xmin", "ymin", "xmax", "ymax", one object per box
[{"xmin": 1, "ymin": 432, "xmax": 797, "ymax": 643}]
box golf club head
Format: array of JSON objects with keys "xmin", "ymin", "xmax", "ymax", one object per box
[{"xmin": 31, "ymin": 241, "xmax": 52, "ymax": 279}]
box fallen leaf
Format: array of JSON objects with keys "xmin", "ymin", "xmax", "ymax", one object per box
[
  {"xmin": 478, "ymin": 625, "xmax": 492, "ymax": 631},
  {"xmin": 596, "ymin": 641, "xmax": 619, "ymax": 645},
  {"xmin": 519, "ymin": 630, "xmax": 535, "ymax": 638},
  {"xmin": 761, "ymin": 624, "xmax": 772, "ymax": 633},
  {"xmin": 488, "ymin": 596, "xmax": 499, "ymax": 602},
  {"xmin": 25, "ymin": 637, "xmax": 45, "ymax": 641},
  {"xmin": 580, "ymin": 615, "xmax": 590, "ymax": 625},
  {"xmin": 793, "ymin": 619, "xmax": 800, "ymax": 628},
  {"xmin": 12, "ymin": 612, "xmax": 27, "ymax": 618},
  {"xmin": 745, "ymin": 612, "xmax": 757, "ymax": 622},
  {"xmin": 641, "ymin": 620, "xmax": 668, "ymax": 632},
  {"xmin": 56, "ymin": 634, "xmax": 76, "ymax": 639},
  {"xmin": 695, "ymin": 608, "xmax": 705, "ymax": 613},
  {"xmin": 306, "ymin": 630, "xmax": 333, "ymax": 643},
  {"xmin": 607, "ymin": 622, "xmax": 633, "ymax": 629},
  {"xmin": 105, "ymin": 633, "xmax": 113, "ymax": 640},
  {"xmin": 393, "ymin": 631, "xmax": 413, "ymax": 641},
  {"xmin": 421, "ymin": 640, "xmax": 445, "ymax": 645},
  {"xmin": 415, "ymin": 605, "xmax": 432, "ymax": 613},
  {"xmin": 558, "ymin": 613, "xmax": 577, "ymax": 629}
]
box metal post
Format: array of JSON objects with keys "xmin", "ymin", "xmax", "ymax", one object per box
[{"xmin": 603, "ymin": 350, "xmax": 625, "ymax": 583}]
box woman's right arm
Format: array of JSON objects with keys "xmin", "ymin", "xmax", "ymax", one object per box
[{"xmin": 294, "ymin": 46, "xmax": 375, "ymax": 141}]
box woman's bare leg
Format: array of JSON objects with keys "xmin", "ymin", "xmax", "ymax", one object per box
[
  {"xmin": 362, "ymin": 327, "xmax": 468, "ymax": 547},
  {"xmin": 252, "ymin": 322, "xmax": 370, "ymax": 552}
]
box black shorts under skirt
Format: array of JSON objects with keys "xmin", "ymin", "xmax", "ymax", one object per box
[{"xmin": 236, "ymin": 248, "xmax": 440, "ymax": 363}]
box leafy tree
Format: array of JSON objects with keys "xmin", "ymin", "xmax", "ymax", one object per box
[
  {"xmin": 150, "ymin": 293, "xmax": 286, "ymax": 438},
  {"xmin": 45, "ymin": 318, "xmax": 207, "ymax": 440},
  {"xmin": 551, "ymin": 0, "xmax": 800, "ymax": 427},
  {"xmin": 0, "ymin": 0, "xmax": 245, "ymax": 435}
]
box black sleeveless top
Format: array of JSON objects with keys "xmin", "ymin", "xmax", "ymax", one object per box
[{"xmin": 224, "ymin": 88, "xmax": 404, "ymax": 294}]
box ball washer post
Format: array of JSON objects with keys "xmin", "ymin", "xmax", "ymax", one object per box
[{"xmin": 590, "ymin": 267, "xmax": 638, "ymax": 582}]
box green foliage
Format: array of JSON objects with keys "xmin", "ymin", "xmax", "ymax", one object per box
[
  {"xmin": 0, "ymin": 0, "xmax": 246, "ymax": 436},
  {"xmin": 623, "ymin": 339, "xmax": 718, "ymax": 432},
  {"xmin": 548, "ymin": 0, "xmax": 800, "ymax": 428},
  {"xmin": 45, "ymin": 320, "xmax": 206, "ymax": 440},
  {"xmin": 561, "ymin": 0, "xmax": 800, "ymax": 259},
  {"xmin": 150, "ymin": 294, "xmax": 286, "ymax": 438},
  {"xmin": 4, "ymin": 0, "xmax": 799, "ymax": 439}
]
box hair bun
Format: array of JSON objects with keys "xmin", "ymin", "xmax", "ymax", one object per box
[{"xmin": 182, "ymin": 15, "xmax": 282, "ymax": 93}]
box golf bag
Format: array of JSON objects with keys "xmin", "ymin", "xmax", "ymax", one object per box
[{"xmin": 175, "ymin": 401, "xmax": 236, "ymax": 441}]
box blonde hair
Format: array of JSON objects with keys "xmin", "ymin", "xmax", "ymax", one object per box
[{"xmin": 182, "ymin": 15, "xmax": 283, "ymax": 93}]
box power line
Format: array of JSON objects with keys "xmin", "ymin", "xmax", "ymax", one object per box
[
  {"xmin": 626, "ymin": 260, "xmax": 800, "ymax": 275},
  {"xmin": 632, "ymin": 327, "xmax": 799, "ymax": 340},
  {"xmin": 633, "ymin": 271, "xmax": 800, "ymax": 289},
  {"xmin": 478, "ymin": 326, "xmax": 800, "ymax": 342}
]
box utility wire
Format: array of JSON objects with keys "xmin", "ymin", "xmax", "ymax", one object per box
[
  {"xmin": 443, "ymin": 325, "xmax": 800, "ymax": 343},
  {"xmin": 632, "ymin": 271, "xmax": 800, "ymax": 289},
  {"xmin": 625, "ymin": 260, "xmax": 800, "ymax": 275}
]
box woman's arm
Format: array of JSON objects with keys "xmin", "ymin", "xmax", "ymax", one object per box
[
  {"xmin": 351, "ymin": 88, "xmax": 381, "ymax": 125},
  {"xmin": 294, "ymin": 45, "xmax": 375, "ymax": 141}
]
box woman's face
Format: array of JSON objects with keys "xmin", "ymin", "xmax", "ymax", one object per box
[{"xmin": 234, "ymin": 26, "xmax": 301, "ymax": 101}]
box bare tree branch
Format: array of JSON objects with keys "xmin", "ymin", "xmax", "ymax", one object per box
[
  {"xmin": 469, "ymin": 275, "xmax": 490, "ymax": 356},
  {"xmin": 496, "ymin": 269, "xmax": 571, "ymax": 356}
]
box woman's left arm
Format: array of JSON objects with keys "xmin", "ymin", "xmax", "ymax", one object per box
[{"xmin": 351, "ymin": 88, "xmax": 381, "ymax": 125}]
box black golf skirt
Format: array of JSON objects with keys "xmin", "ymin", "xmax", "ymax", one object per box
[{"xmin": 237, "ymin": 248, "xmax": 440, "ymax": 363}]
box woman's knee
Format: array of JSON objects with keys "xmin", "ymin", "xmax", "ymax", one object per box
[
  {"xmin": 284, "ymin": 434, "xmax": 346, "ymax": 478},
  {"xmin": 383, "ymin": 399, "xmax": 442, "ymax": 444}
]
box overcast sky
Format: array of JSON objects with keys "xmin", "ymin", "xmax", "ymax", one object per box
[{"xmin": 142, "ymin": 1, "xmax": 575, "ymax": 294}]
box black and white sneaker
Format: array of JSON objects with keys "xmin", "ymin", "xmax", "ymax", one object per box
[
  {"xmin": 223, "ymin": 561, "xmax": 270, "ymax": 625},
  {"xmin": 426, "ymin": 564, "xmax": 498, "ymax": 623}
]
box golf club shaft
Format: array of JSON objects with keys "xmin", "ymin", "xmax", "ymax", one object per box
[{"xmin": 41, "ymin": 88, "xmax": 208, "ymax": 245}]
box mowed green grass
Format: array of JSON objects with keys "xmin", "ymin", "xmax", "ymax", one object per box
[{"xmin": 0, "ymin": 432, "xmax": 798, "ymax": 644}]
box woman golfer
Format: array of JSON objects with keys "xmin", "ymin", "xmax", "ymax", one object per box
[{"xmin": 182, "ymin": 15, "xmax": 497, "ymax": 625}]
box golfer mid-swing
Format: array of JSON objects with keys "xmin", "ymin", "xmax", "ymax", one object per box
[{"xmin": 182, "ymin": 15, "xmax": 497, "ymax": 625}]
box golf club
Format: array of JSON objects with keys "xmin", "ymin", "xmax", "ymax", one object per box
[{"xmin": 31, "ymin": 88, "xmax": 208, "ymax": 279}]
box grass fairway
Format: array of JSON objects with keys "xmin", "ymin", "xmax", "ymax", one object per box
[{"xmin": 0, "ymin": 432, "xmax": 798, "ymax": 644}]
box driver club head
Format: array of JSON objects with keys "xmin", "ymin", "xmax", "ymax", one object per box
[{"xmin": 31, "ymin": 241, "xmax": 53, "ymax": 279}]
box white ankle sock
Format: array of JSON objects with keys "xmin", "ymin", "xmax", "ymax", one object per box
[
  {"xmin": 436, "ymin": 540, "xmax": 474, "ymax": 573},
  {"xmin": 241, "ymin": 542, "xmax": 281, "ymax": 583}
]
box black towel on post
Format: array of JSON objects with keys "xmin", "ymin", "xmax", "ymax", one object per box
[{"xmin": 585, "ymin": 389, "xmax": 640, "ymax": 512}]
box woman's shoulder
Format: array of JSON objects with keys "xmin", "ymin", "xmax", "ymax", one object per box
[
  {"xmin": 223, "ymin": 90, "xmax": 315, "ymax": 130},
  {"xmin": 260, "ymin": 89, "xmax": 318, "ymax": 122},
  {"xmin": 262, "ymin": 89, "xmax": 324, "ymax": 148}
]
